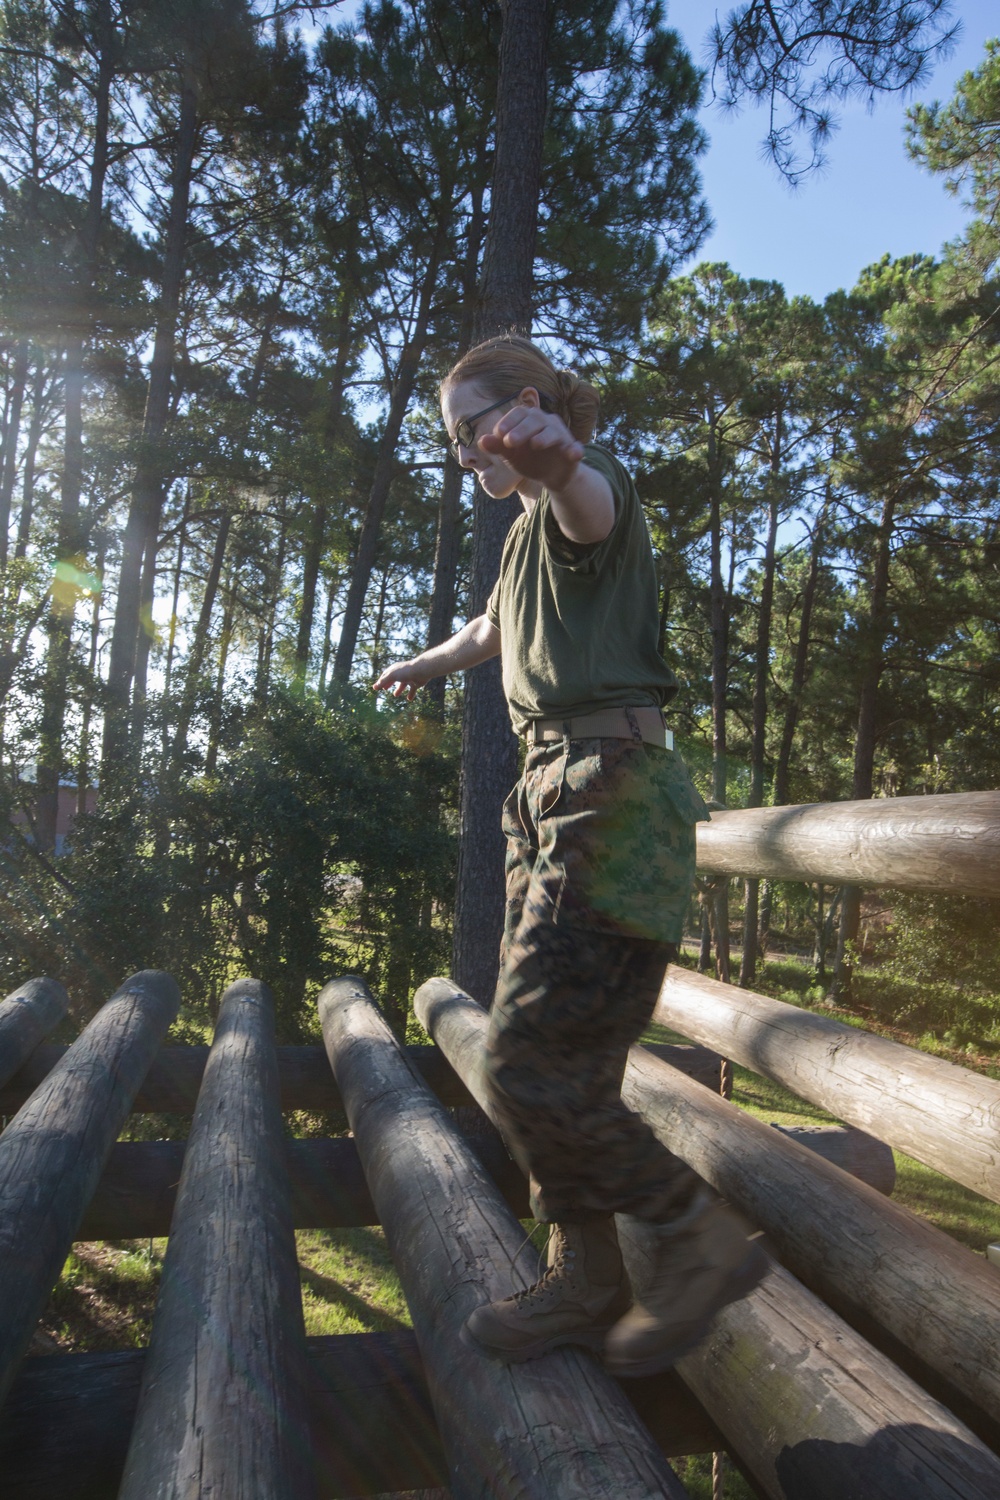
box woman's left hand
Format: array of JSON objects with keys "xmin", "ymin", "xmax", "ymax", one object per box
[{"xmin": 480, "ymin": 406, "xmax": 584, "ymax": 491}]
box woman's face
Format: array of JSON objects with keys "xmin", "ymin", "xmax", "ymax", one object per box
[{"xmin": 442, "ymin": 380, "xmax": 532, "ymax": 498}]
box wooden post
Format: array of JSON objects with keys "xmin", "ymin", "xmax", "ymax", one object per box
[
  {"xmin": 119, "ymin": 979, "xmax": 315, "ymax": 1500},
  {"xmin": 695, "ymin": 790, "xmax": 1000, "ymax": 897},
  {"xmin": 414, "ymin": 977, "xmax": 1000, "ymax": 1500},
  {"xmin": 653, "ymin": 964, "xmax": 1000, "ymax": 1205},
  {"xmin": 0, "ymin": 1332, "xmax": 722, "ymax": 1500},
  {"xmin": 0, "ymin": 978, "xmax": 68, "ymax": 1089},
  {"xmin": 318, "ymin": 975, "xmax": 690, "ymax": 1500},
  {"xmin": 0, "ymin": 970, "xmax": 178, "ymax": 1408}
]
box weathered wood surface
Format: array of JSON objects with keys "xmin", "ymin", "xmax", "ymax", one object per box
[
  {"xmin": 0, "ymin": 1333, "xmax": 721, "ymax": 1500},
  {"xmin": 119, "ymin": 979, "xmax": 315, "ymax": 1500},
  {"xmin": 654, "ymin": 964, "xmax": 1000, "ymax": 1205},
  {"xmin": 619, "ymin": 1043, "xmax": 1000, "ymax": 1443},
  {"xmin": 0, "ymin": 1038, "xmax": 722, "ymax": 1115},
  {"xmin": 415, "ymin": 977, "xmax": 1000, "ymax": 1500},
  {"xmin": 771, "ymin": 1123, "xmax": 895, "ymax": 1195},
  {"xmin": 696, "ymin": 790, "xmax": 1000, "ymax": 896},
  {"xmin": 319, "ymin": 974, "xmax": 691, "ymax": 1500},
  {"xmin": 0, "ymin": 970, "xmax": 178, "ymax": 1408},
  {"xmin": 0, "ymin": 977, "xmax": 68, "ymax": 1089},
  {"xmin": 78, "ymin": 1132, "xmax": 531, "ymax": 1238}
]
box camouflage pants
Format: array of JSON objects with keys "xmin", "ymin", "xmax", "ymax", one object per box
[{"xmin": 485, "ymin": 736, "xmax": 706, "ymax": 1225}]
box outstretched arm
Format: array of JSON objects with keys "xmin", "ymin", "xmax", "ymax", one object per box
[{"xmin": 373, "ymin": 614, "xmax": 501, "ymax": 700}]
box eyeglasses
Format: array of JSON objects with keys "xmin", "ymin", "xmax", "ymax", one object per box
[{"xmin": 446, "ymin": 394, "xmax": 517, "ymax": 462}]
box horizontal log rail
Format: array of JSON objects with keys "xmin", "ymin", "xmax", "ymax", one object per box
[
  {"xmin": 119, "ymin": 980, "xmax": 315, "ymax": 1500},
  {"xmin": 78, "ymin": 1133, "xmax": 530, "ymax": 1239},
  {"xmin": 0, "ymin": 978, "xmax": 68, "ymax": 1090},
  {"xmin": 75, "ymin": 1122, "xmax": 886, "ymax": 1241},
  {"xmin": 0, "ymin": 971, "xmax": 178, "ymax": 1410},
  {"xmin": 319, "ymin": 975, "xmax": 690, "ymax": 1500},
  {"xmin": 0, "ymin": 1038, "xmax": 723, "ymax": 1116},
  {"xmin": 695, "ymin": 790, "xmax": 1000, "ymax": 896},
  {"xmin": 415, "ymin": 978, "xmax": 1000, "ymax": 1500},
  {"xmin": 0, "ymin": 1333, "xmax": 722, "ymax": 1500},
  {"xmin": 654, "ymin": 965, "xmax": 1000, "ymax": 1206}
]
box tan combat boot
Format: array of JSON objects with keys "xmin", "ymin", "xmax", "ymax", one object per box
[
  {"xmin": 604, "ymin": 1186, "xmax": 769, "ymax": 1378},
  {"xmin": 463, "ymin": 1217, "xmax": 632, "ymax": 1361}
]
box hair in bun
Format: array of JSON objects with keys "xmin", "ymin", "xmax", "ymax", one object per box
[{"xmin": 442, "ymin": 334, "xmax": 600, "ymax": 443}]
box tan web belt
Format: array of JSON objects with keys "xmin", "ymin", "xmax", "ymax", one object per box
[{"xmin": 526, "ymin": 706, "xmax": 673, "ymax": 751}]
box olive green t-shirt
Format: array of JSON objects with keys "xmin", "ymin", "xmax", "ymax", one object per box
[{"xmin": 485, "ymin": 444, "xmax": 678, "ymax": 734}]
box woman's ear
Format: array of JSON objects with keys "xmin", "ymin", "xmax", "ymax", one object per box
[{"xmin": 518, "ymin": 386, "xmax": 541, "ymax": 408}]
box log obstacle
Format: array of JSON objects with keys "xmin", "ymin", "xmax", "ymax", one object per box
[
  {"xmin": 653, "ymin": 965, "xmax": 1000, "ymax": 1205},
  {"xmin": 0, "ymin": 1037, "xmax": 725, "ymax": 1114},
  {"xmin": 0, "ymin": 1333, "xmax": 723, "ymax": 1499},
  {"xmin": 695, "ymin": 789, "xmax": 1000, "ymax": 896},
  {"xmin": 414, "ymin": 977, "xmax": 1000, "ymax": 1500},
  {"xmin": 318, "ymin": 974, "xmax": 691, "ymax": 1500},
  {"xmin": 0, "ymin": 978, "xmax": 68, "ymax": 1089},
  {"xmin": 0, "ymin": 970, "xmax": 178, "ymax": 1409},
  {"xmin": 119, "ymin": 979, "xmax": 315, "ymax": 1500}
]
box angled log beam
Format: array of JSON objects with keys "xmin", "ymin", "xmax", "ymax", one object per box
[
  {"xmin": 696, "ymin": 790, "xmax": 1000, "ymax": 896},
  {"xmin": 318, "ymin": 974, "xmax": 691, "ymax": 1500},
  {"xmin": 654, "ymin": 965, "xmax": 1000, "ymax": 1205},
  {"xmin": 0, "ymin": 978, "xmax": 68, "ymax": 1089},
  {"xmin": 415, "ymin": 977, "xmax": 1000, "ymax": 1500},
  {"xmin": 0, "ymin": 1039, "xmax": 721, "ymax": 1115},
  {"xmin": 118, "ymin": 980, "xmax": 315, "ymax": 1500},
  {"xmin": 0, "ymin": 971, "xmax": 178, "ymax": 1408}
]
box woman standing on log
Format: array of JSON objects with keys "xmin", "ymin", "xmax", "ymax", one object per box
[{"xmin": 375, "ymin": 336, "xmax": 766, "ymax": 1376}]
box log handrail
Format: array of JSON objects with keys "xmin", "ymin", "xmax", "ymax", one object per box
[
  {"xmin": 654, "ymin": 965, "xmax": 1000, "ymax": 1205},
  {"xmin": 319, "ymin": 974, "xmax": 690, "ymax": 1500},
  {"xmin": 0, "ymin": 978, "xmax": 68, "ymax": 1090},
  {"xmin": 0, "ymin": 970, "xmax": 178, "ymax": 1409},
  {"xmin": 695, "ymin": 790, "xmax": 1000, "ymax": 896},
  {"xmin": 119, "ymin": 979, "xmax": 316, "ymax": 1500},
  {"xmin": 415, "ymin": 977, "xmax": 1000, "ymax": 1500}
]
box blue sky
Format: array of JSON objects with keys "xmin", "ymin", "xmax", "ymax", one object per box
[{"xmin": 666, "ymin": 1, "xmax": 998, "ymax": 300}]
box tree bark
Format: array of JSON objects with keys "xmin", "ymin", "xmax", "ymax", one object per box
[
  {"xmin": 102, "ymin": 66, "xmax": 198, "ymax": 779},
  {"xmin": 741, "ymin": 421, "xmax": 782, "ymax": 987},
  {"xmin": 333, "ymin": 221, "xmax": 449, "ymax": 684},
  {"xmin": 453, "ymin": 0, "xmax": 550, "ymax": 1003},
  {"xmin": 0, "ymin": 341, "xmax": 29, "ymax": 568},
  {"xmin": 772, "ymin": 498, "xmax": 827, "ymax": 807},
  {"xmin": 170, "ymin": 509, "xmax": 231, "ymax": 769},
  {"xmin": 832, "ymin": 491, "xmax": 897, "ymax": 1005}
]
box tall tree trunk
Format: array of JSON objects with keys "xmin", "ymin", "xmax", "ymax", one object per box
[
  {"xmin": 424, "ymin": 460, "xmax": 465, "ymax": 716},
  {"xmin": 294, "ymin": 289, "xmax": 353, "ymax": 685},
  {"xmin": 171, "ymin": 509, "xmax": 231, "ymax": 768},
  {"xmin": 832, "ymin": 491, "xmax": 897, "ymax": 1006},
  {"xmin": 205, "ymin": 569, "xmax": 236, "ymax": 776},
  {"xmin": 256, "ymin": 499, "xmax": 288, "ymax": 703},
  {"xmin": 162, "ymin": 484, "xmax": 191, "ymax": 735},
  {"xmin": 0, "ymin": 340, "xmax": 29, "ymax": 567},
  {"xmin": 773, "ymin": 498, "xmax": 828, "ymax": 807},
  {"xmin": 13, "ymin": 360, "xmax": 46, "ymax": 562},
  {"xmin": 103, "ymin": 66, "xmax": 198, "ymax": 779},
  {"xmin": 318, "ymin": 574, "xmax": 338, "ymax": 697},
  {"xmin": 333, "ymin": 222, "xmax": 450, "ymax": 684},
  {"xmin": 453, "ymin": 0, "xmax": 549, "ymax": 1004},
  {"xmin": 741, "ymin": 419, "xmax": 782, "ymax": 987},
  {"xmin": 130, "ymin": 532, "xmax": 158, "ymax": 750},
  {"xmin": 37, "ymin": 1, "xmax": 116, "ymax": 844},
  {"xmin": 705, "ymin": 421, "xmax": 732, "ymax": 981},
  {"xmin": 77, "ymin": 535, "xmax": 106, "ymax": 823}
]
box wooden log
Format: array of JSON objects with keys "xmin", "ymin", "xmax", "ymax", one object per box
[
  {"xmin": 0, "ymin": 1333, "xmax": 722, "ymax": 1500},
  {"xmin": 654, "ymin": 964, "xmax": 1000, "ymax": 1205},
  {"xmin": 77, "ymin": 1132, "xmax": 531, "ymax": 1238},
  {"xmin": 119, "ymin": 979, "xmax": 315, "ymax": 1500},
  {"xmin": 769, "ymin": 1124, "xmax": 895, "ymax": 1196},
  {"xmin": 0, "ymin": 970, "xmax": 178, "ymax": 1408},
  {"xmin": 695, "ymin": 790, "xmax": 1000, "ymax": 897},
  {"xmin": 415, "ymin": 977, "xmax": 1000, "ymax": 1500},
  {"xmin": 0, "ymin": 1038, "xmax": 722, "ymax": 1114},
  {"xmin": 318, "ymin": 974, "xmax": 691, "ymax": 1500},
  {"xmin": 0, "ymin": 977, "xmax": 68, "ymax": 1089}
]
